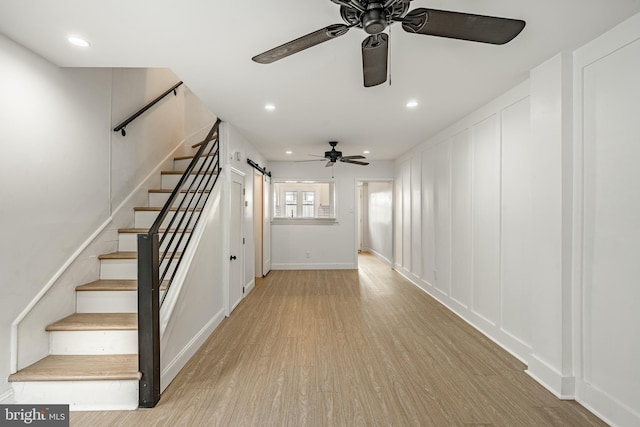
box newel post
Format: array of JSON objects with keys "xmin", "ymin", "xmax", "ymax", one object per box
[{"xmin": 137, "ymin": 232, "xmax": 160, "ymax": 408}]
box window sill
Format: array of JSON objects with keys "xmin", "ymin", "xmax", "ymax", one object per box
[{"xmin": 271, "ymin": 218, "xmax": 338, "ymax": 225}]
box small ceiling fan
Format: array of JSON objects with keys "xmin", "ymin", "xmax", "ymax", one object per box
[
  {"xmin": 252, "ymin": 0, "xmax": 526, "ymax": 87},
  {"xmin": 303, "ymin": 141, "xmax": 370, "ymax": 167}
]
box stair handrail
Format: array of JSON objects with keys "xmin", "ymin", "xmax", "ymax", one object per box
[
  {"xmin": 113, "ymin": 81, "xmax": 184, "ymax": 136},
  {"xmin": 137, "ymin": 118, "xmax": 221, "ymax": 408}
]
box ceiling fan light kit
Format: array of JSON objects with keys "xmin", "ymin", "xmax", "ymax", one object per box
[{"xmin": 252, "ymin": 0, "xmax": 526, "ymax": 87}]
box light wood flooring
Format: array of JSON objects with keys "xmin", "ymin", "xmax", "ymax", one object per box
[{"xmin": 71, "ymin": 253, "xmax": 606, "ymax": 426}]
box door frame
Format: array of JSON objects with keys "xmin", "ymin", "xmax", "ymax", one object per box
[
  {"xmin": 224, "ymin": 167, "xmax": 245, "ymax": 316},
  {"xmin": 254, "ymin": 172, "xmax": 263, "ymax": 277}
]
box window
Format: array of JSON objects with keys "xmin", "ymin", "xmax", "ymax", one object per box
[
  {"xmin": 273, "ymin": 181, "xmax": 335, "ymax": 220},
  {"xmin": 302, "ymin": 191, "xmax": 314, "ymax": 217},
  {"xmin": 285, "ymin": 191, "xmax": 297, "ymax": 218}
]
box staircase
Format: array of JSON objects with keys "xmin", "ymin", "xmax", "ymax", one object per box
[{"xmin": 8, "ymin": 146, "xmax": 213, "ymax": 411}]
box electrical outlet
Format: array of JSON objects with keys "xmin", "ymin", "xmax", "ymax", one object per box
[{"xmin": 306, "ymin": 252, "xmax": 310, "ymax": 259}]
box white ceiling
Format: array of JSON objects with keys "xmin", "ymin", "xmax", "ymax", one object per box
[{"xmin": 1, "ymin": 1, "xmax": 639, "ymax": 161}]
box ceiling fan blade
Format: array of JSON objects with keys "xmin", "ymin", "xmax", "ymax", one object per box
[
  {"xmin": 341, "ymin": 159, "xmax": 370, "ymax": 166},
  {"xmin": 362, "ymin": 33, "xmax": 389, "ymax": 87},
  {"xmin": 252, "ymin": 24, "xmax": 350, "ymax": 64},
  {"xmin": 326, "ymin": 161, "xmax": 335, "ymax": 168},
  {"xmin": 341, "ymin": 155, "xmax": 366, "ymax": 160},
  {"xmin": 296, "ymin": 159, "xmax": 327, "ymax": 162},
  {"xmin": 402, "ymin": 8, "xmax": 525, "ymax": 45}
]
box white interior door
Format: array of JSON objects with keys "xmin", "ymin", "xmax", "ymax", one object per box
[
  {"xmin": 229, "ymin": 173, "xmax": 244, "ymax": 313},
  {"xmin": 254, "ymin": 173, "xmax": 263, "ymax": 277},
  {"xmin": 262, "ymin": 177, "xmax": 271, "ymax": 275}
]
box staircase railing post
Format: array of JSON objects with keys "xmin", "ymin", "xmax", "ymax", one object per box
[{"xmin": 137, "ymin": 232, "xmax": 160, "ymax": 408}]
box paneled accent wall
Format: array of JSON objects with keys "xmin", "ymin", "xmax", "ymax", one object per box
[
  {"xmin": 573, "ymin": 12, "xmax": 640, "ymax": 426},
  {"xmin": 394, "ymin": 82, "xmax": 533, "ymax": 363}
]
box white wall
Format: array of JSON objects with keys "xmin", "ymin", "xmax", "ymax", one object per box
[
  {"xmin": 573, "ymin": 12, "xmax": 640, "ymax": 426},
  {"xmin": 268, "ymin": 160, "xmax": 394, "ymax": 269},
  {"xmin": 394, "ymin": 81, "xmax": 533, "ymax": 365},
  {"xmin": 0, "ymin": 34, "xmax": 111, "ymax": 400}
]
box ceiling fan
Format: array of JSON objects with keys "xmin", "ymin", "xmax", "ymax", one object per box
[
  {"xmin": 304, "ymin": 141, "xmax": 370, "ymax": 167},
  {"xmin": 252, "ymin": 0, "xmax": 526, "ymax": 87}
]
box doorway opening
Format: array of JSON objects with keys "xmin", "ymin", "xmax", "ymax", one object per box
[{"xmin": 356, "ymin": 180, "xmax": 394, "ymax": 267}]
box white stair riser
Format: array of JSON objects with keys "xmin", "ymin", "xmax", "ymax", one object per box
[
  {"xmin": 148, "ymin": 191, "xmax": 209, "ymax": 209},
  {"xmin": 12, "ymin": 380, "xmax": 138, "ymax": 411},
  {"xmin": 77, "ymin": 291, "xmax": 137, "ymax": 313},
  {"xmin": 49, "ymin": 330, "xmax": 138, "ymax": 355},
  {"xmin": 134, "ymin": 210, "xmax": 201, "ymax": 229},
  {"xmin": 76, "ymin": 290, "xmax": 166, "ymax": 313},
  {"xmin": 119, "ymin": 232, "xmax": 192, "ymax": 252},
  {"xmin": 174, "ymin": 156, "xmax": 214, "ymax": 170},
  {"xmin": 100, "ymin": 258, "xmax": 177, "ymax": 280},
  {"xmin": 161, "ymin": 173, "xmax": 216, "ymax": 189}
]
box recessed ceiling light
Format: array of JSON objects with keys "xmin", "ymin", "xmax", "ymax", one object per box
[
  {"xmin": 264, "ymin": 104, "xmax": 276, "ymax": 111},
  {"xmin": 67, "ymin": 36, "xmax": 91, "ymax": 48},
  {"xmin": 363, "ymin": 150, "xmax": 370, "ymax": 154},
  {"xmin": 406, "ymin": 100, "xmax": 419, "ymax": 109},
  {"xmin": 286, "ymin": 151, "xmax": 293, "ymax": 155}
]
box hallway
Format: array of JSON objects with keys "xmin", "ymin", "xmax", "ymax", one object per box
[{"xmin": 71, "ymin": 253, "xmax": 604, "ymax": 426}]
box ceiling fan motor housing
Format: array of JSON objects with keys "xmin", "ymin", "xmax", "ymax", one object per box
[{"xmin": 362, "ymin": 3, "xmax": 387, "ymax": 34}]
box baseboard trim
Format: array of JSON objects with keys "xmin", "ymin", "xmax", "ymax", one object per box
[
  {"xmin": 244, "ymin": 278, "xmax": 255, "ymax": 295},
  {"xmin": 160, "ymin": 308, "xmax": 225, "ymax": 392},
  {"xmin": 576, "ymin": 380, "xmax": 640, "ymax": 427},
  {"xmin": 0, "ymin": 389, "xmax": 14, "ymax": 404},
  {"xmin": 272, "ymin": 263, "xmax": 356, "ymax": 270},
  {"xmin": 526, "ymin": 355, "xmax": 575, "ymax": 399}
]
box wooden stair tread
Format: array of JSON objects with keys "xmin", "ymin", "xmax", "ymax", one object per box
[
  {"xmin": 98, "ymin": 251, "xmax": 182, "ymax": 260},
  {"xmin": 76, "ymin": 279, "xmax": 168, "ymax": 292},
  {"xmin": 118, "ymin": 227, "xmax": 192, "ymax": 234},
  {"xmin": 8, "ymin": 355, "xmax": 140, "ymax": 382},
  {"xmin": 46, "ymin": 313, "xmax": 137, "ymax": 331},
  {"xmin": 148, "ymin": 188, "xmax": 210, "ymax": 193},
  {"xmin": 98, "ymin": 251, "xmax": 136, "ymax": 260},
  {"xmin": 133, "ymin": 206, "xmax": 202, "ymax": 212},
  {"xmin": 76, "ymin": 279, "xmax": 137, "ymax": 291},
  {"xmin": 192, "ymin": 137, "xmax": 216, "ymax": 148},
  {"xmin": 161, "ymin": 170, "xmax": 216, "ymax": 175}
]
